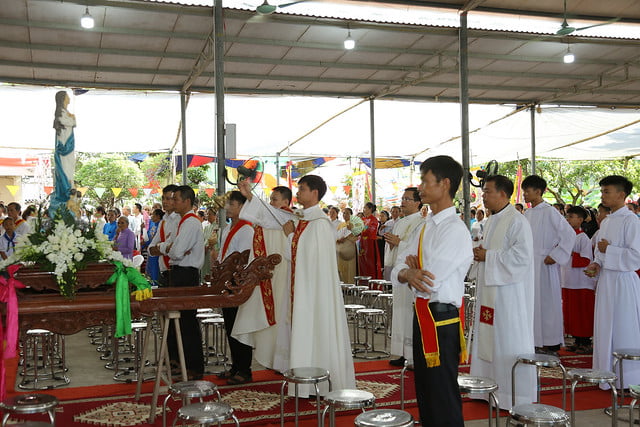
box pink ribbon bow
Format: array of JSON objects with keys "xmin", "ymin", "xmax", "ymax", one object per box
[{"xmin": 0, "ymin": 264, "xmax": 26, "ymax": 399}]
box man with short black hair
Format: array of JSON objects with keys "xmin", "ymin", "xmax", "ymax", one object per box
[
  {"xmin": 586, "ymin": 175, "xmax": 640, "ymax": 390},
  {"xmin": 149, "ymin": 184, "xmax": 180, "ymax": 287},
  {"xmin": 472, "ymin": 174, "xmax": 536, "ymax": 410},
  {"xmin": 386, "ymin": 187, "xmax": 423, "ymax": 367},
  {"xmin": 166, "ymin": 185, "xmax": 205, "ymax": 380},
  {"xmin": 522, "ymin": 174, "xmax": 575, "ymax": 355},
  {"xmin": 392, "ymin": 156, "xmax": 472, "ymax": 425},
  {"xmin": 7, "ymin": 202, "xmax": 30, "ymax": 236}
]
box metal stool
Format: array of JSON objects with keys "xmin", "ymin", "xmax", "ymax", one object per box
[
  {"xmin": 354, "ymin": 308, "xmax": 389, "ymax": 359},
  {"xmin": 354, "ymin": 275, "xmax": 372, "ymax": 288},
  {"xmin": 201, "ymin": 317, "xmax": 228, "ymax": 372},
  {"xmin": 353, "ymin": 286, "xmax": 370, "ymax": 305},
  {"xmin": 569, "ymin": 368, "xmax": 617, "ymax": 427},
  {"xmin": 345, "ymin": 304, "xmax": 366, "ymax": 350},
  {"xmin": 629, "ymin": 385, "xmax": 639, "ymax": 427},
  {"xmin": 354, "ymin": 409, "xmax": 414, "ymax": 427},
  {"xmin": 512, "ymin": 353, "xmax": 567, "ymax": 409},
  {"xmin": 320, "ymin": 389, "xmax": 375, "ymax": 427},
  {"xmin": 507, "ymin": 403, "xmax": 569, "ymax": 426},
  {"xmin": 612, "ymin": 349, "xmax": 640, "ymax": 408},
  {"xmin": 162, "ymin": 380, "xmax": 221, "ymax": 427},
  {"xmin": 113, "ymin": 321, "xmax": 150, "ymax": 382},
  {"xmin": 10, "ymin": 423, "xmax": 53, "ymax": 426},
  {"xmin": 0, "ymin": 394, "xmax": 58, "ymax": 426},
  {"xmin": 171, "ymin": 401, "xmax": 239, "ymax": 426},
  {"xmin": 19, "ymin": 329, "xmax": 69, "ymax": 390},
  {"xmin": 457, "ymin": 375, "xmax": 500, "ymax": 426},
  {"xmin": 341, "ymin": 284, "xmax": 356, "ymax": 304},
  {"xmin": 361, "ymin": 290, "xmax": 383, "ymax": 308},
  {"xmin": 399, "ymin": 360, "xmax": 413, "ymax": 410},
  {"xmin": 280, "ymin": 367, "xmax": 331, "ymax": 427},
  {"xmin": 368, "ymin": 279, "xmax": 391, "ymax": 292}
]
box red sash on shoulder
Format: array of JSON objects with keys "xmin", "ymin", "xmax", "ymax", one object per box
[
  {"xmin": 220, "ymin": 220, "xmax": 252, "ymax": 260},
  {"xmin": 159, "ymin": 220, "xmax": 170, "ymax": 268},
  {"xmin": 14, "ymin": 219, "xmax": 25, "ymax": 227},
  {"xmin": 290, "ymin": 220, "xmax": 309, "ymax": 315},
  {"xmin": 253, "ymin": 225, "xmax": 276, "ymax": 326},
  {"xmin": 177, "ymin": 212, "xmax": 199, "ymax": 235},
  {"xmin": 414, "ymin": 225, "xmax": 467, "ymax": 367}
]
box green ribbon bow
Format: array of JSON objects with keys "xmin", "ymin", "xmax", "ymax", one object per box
[{"xmin": 106, "ymin": 261, "xmax": 153, "ymax": 338}]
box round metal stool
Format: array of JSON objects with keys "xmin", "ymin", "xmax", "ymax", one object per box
[
  {"xmin": 114, "ymin": 321, "xmax": 149, "ymax": 382},
  {"xmin": 171, "ymin": 401, "xmax": 239, "ymax": 426},
  {"xmin": 0, "ymin": 394, "xmax": 58, "ymax": 427},
  {"xmin": 512, "ymin": 353, "xmax": 567, "ymax": 409},
  {"xmin": 629, "ymin": 385, "xmax": 639, "ymax": 426},
  {"xmin": 568, "ymin": 368, "xmax": 617, "ymax": 427},
  {"xmin": 612, "ymin": 349, "xmax": 640, "ymax": 409},
  {"xmin": 354, "ymin": 276, "xmax": 372, "ymax": 288},
  {"xmin": 345, "ymin": 304, "xmax": 366, "ymax": 349},
  {"xmin": 201, "ymin": 317, "xmax": 228, "ymax": 372},
  {"xmin": 320, "ymin": 389, "xmax": 375, "ymax": 427},
  {"xmin": 354, "ymin": 409, "xmax": 414, "ymax": 427},
  {"xmin": 10, "ymin": 423, "xmax": 53, "ymax": 427},
  {"xmin": 361, "ymin": 290, "xmax": 383, "ymax": 308},
  {"xmin": 341, "ymin": 284, "xmax": 356, "ymax": 304},
  {"xmin": 355, "ymin": 308, "xmax": 389, "ymax": 359},
  {"xmin": 507, "ymin": 403, "xmax": 569, "ymax": 426},
  {"xmin": 353, "ymin": 286, "xmax": 371, "ymax": 305},
  {"xmin": 368, "ymin": 279, "xmax": 391, "ymax": 293},
  {"xmin": 280, "ymin": 367, "xmax": 331, "ymax": 427},
  {"xmin": 399, "ymin": 359, "xmax": 414, "ymax": 410},
  {"xmin": 162, "ymin": 380, "xmax": 221, "ymax": 427},
  {"xmin": 19, "ymin": 329, "xmax": 69, "ymax": 390},
  {"xmin": 458, "ymin": 375, "xmax": 500, "ymax": 426}
]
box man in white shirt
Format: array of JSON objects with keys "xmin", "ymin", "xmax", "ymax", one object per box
[
  {"xmin": 216, "ymin": 191, "xmax": 255, "ymax": 385},
  {"xmin": 391, "ymin": 156, "xmax": 472, "ymax": 426},
  {"xmin": 163, "ymin": 185, "xmax": 205, "ymax": 380},
  {"xmin": 385, "ymin": 187, "xmax": 423, "ymax": 367},
  {"xmin": 522, "ymin": 175, "xmax": 575, "ymax": 355},
  {"xmin": 471, "ymin": 175, "xmax": 536, "ymax": 409},
  {"xmin": 149, "ymin": 185, "xmax": 180, "ymax": 287},
  {"xmin": 586, "ymin": 175, "xmax": 640, "ymax": 390}
]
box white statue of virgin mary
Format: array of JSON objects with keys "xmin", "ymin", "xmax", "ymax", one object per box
[{"xmin": 50, "ymin": 90, "xmax": 76, "ymax": 213}]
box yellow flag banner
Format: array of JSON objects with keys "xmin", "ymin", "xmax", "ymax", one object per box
[
  {"xmin": 6, "ymin": 185, "xmax": 18, "ymax": 196},
  {"xmin": 112, "ymin": 188, "xmax": 122, "ymax": 197}
]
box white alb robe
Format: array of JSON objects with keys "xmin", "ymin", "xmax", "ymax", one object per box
[
  {"xmin": 470, "ymin": 204, "xmax": 537, "ymax": 410},
  {"xmin": 232, "ymin": 197, "xmax": 294, "ymax": 371},
  {"xmin": 524, "ymin": 202, "xmax": 576, "ymax": 347},
  {"xmin": 592, "ymin": 207, "xmax": 640, "ymax": 389},
  {"xmin": 561, "ymin": 231, "xmax": 595, "ymax": 290},
  {"xmin": 386, "ymin": 211, "xmax": 424, "ymax": 362},
  {"xmin": 286, "ymin": 205, "xmax": 356, "ymax": 397}
]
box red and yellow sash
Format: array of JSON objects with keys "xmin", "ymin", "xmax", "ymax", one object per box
[
  {"xmin": 220, "ymin": 220, "xmax": 252, "ymax": 260},
  {"xmin": 290, "ymin": 220, "xmax": 309, "ymax": 315},
  {"xmin": 14, "ymin": 218, "xmax": 25, "ymax": 228},
  {"xmin": 253, "ymin": 225, "xmax": 276, "ymax": 326},
  {"xmin": 414, "ymin": 225, "xmax": 467, "ymax": 367},
  {"xmin": 159, "ymin": 220, "xmax": 170, "ymax": 268}
]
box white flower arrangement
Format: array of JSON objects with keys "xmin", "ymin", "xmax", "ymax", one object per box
[{"xmin": 0, "ymin": 207, "xmax": 132, "ymax": 298}]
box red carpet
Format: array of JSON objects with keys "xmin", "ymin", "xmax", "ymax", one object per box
[{"xmin": 3, "ymin": 356, "xmax": 619, "ymax": 426}]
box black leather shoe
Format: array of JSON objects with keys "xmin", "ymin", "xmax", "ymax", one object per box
[{"xmin": 389, "ymin": 357, "xmax": 406, "ymax": 367}]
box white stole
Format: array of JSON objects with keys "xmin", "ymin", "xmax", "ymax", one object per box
[{"xmin": 478, "ymin": 204, "xmax": 517, "ymax": 362}]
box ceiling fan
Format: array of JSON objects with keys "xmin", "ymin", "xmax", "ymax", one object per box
[
  {"xmin": 255, "ymin": 0, "xmax": 307, "ymax": 15},
  {"xmin": 556, "ymin": 0, "xmax": 620, "ymax": 36}
]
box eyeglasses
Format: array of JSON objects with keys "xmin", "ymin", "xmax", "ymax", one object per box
[{"xmin": 401, "ymin": 197, "xmax": 417, "ymax": 202}]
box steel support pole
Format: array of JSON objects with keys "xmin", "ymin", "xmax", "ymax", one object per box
[
  {"xmin": 369, "ymin": 98, "xmax": 376, "ymax": 205},
  {"xmin": 180, "ymin": 92, "xmax": 188, "ymax": 185},
  {"xmin": 531, "ymin": 105, "xmax": 536, "ymax": 175},
  {"xmin": 214, "ymin": 0, "xmax": 225, "ymax": 196},
  {"xmin": 459, "ymin": 12, "xmax": 471, "ymax": 229}
]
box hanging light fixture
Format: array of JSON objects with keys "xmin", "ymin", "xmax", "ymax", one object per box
[
  {"xmin": 344, "ymin": 27, "xmax": 355, "ymax": 50},
  {"xmin": 563, "ymin": 45, "xmax": 575, "ymax": 64},
  {"xmin": 80, "ymin": 7, "xmax": 94, "ymax": 29}
]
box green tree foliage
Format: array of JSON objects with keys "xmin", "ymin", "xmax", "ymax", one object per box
[
  {"xmin": 187, "ymin": 165, "xmax": 211, "ymax": 186},
  {"xmin": 139, "ymin": 154, "xmax": 171, "ymax": 185},
  {"xmin": 499, "ymin": 159, "xmax": 640, "ymax": 206},
  {"xmin": 75, "ymin": 154, "xmax": 144, "ymax": 208}
]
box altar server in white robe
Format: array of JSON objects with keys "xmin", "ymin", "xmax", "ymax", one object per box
[
  {"xmin": 472, "ymin": 175, "xmax": 536, "ymax": 410},
  {"xmin": 586, "ymin": 175, "xmax": 640, "ymax": 390},
  {"xmin": 522, "ymin": 175, "xmax": 575, "ymax": 353},
  {"xmin": 281, "ymin": 175, "xmax": 355, "ymax": 397},
  {"xmin": 385, "ymin": 187, "xmax": 423, "ymax": 367},
  {"xmin": 391, "ymin": 156, "xmax": 472, "ymax": 426},
  {"xmin": 235, "ymin": 181, "xmax": 294, "ymax": 372},
  {"xmin": 149, "ymin": 184, "xmax": 180, "ymax": 287}
]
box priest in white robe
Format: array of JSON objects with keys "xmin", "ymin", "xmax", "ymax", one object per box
[
  {"xmin": 385, "ymin": 187, "xmax": 423, "ymax": 367},
  {"xmin": 235, "ymin": 181, "xmax": 294, "ymax": 372},
  {"xmin": 472, "ymin": 175, "xmax": 536, "ymax": 410},
  {"xmin": 586, "ymin": 175, "xmax": 640, "ymax": 389},
  {"xmin": 522, "ymin": 175, "xmax": 575, "ymax": 352}
]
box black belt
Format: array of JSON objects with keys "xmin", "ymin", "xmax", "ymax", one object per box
[
  {"xmin": 171, "ymin": 266, "xmax": 198, "ymax": 271},
  {"xmin": 428, "ymin": 302, "xmax": 457, "ymax": 313}
]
